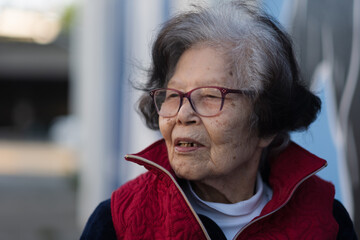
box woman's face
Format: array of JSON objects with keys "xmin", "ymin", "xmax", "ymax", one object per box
[{"xmin": 159, "ymin": 46, "xmax": 270, "ymax": 183}]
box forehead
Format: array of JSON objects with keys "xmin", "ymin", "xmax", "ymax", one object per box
[{"xmin": 167, "ymin": 46, "xmax": 240, "ymax": 89}]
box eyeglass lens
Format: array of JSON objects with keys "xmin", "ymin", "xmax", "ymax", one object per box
[{"xmin": 153, "ymin": 87, "xmax": 223, "ymax": 117}]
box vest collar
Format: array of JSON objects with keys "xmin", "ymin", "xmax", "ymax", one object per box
[
  {"xmin": 125, "ymin": 139, "xmax": 327, "ymax": 214},
  {"xmin": 261, "ymin": 142, "xmax": 327, "ymax": 215}
]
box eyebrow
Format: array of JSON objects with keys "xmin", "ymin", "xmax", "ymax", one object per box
[{"xmin": 167, "ymin": 77, "xmax": 229, "ymax": 88}]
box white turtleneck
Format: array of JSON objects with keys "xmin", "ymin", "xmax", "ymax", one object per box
[{"xmin": 183, "ymin": 173, "xmax": 273, "ymax": 240}]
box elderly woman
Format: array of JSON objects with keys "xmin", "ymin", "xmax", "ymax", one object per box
[{"xmin": 81, "ymin": 1, "xmax": 357, "ymax": 239}]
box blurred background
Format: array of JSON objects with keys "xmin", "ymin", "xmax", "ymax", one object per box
[{"xmin": 0, "ymin": 0, "xmax": 358, "ymax": 239}]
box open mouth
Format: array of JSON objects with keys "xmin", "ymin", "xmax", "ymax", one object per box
[{"xmin": 177, "ymin": 141, "xmax": 199, "ymax": 147}]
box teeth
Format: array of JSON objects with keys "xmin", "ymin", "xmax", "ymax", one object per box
[{"xmin": 178, "ymin": 141, "xmax": 198, "ymax": 147}]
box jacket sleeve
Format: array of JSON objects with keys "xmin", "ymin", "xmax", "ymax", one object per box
[
  {"xmin": 333, "ymin": 199, "xmax": 358, "ymax": 240},
  {"xmin": 80, "ymin": 199, "xmax": 117, "ymax": 240}
]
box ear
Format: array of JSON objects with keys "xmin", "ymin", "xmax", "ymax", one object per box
[{"xmin": 258, "ymin": 135, "xmax": 276, "ymax": 148}]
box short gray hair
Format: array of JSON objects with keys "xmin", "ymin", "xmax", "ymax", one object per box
[{"xmin": 138, "ymin": 0, "xmax": 320, "ymax": 142}]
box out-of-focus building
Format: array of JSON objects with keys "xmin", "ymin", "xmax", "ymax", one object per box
[
  {"xmin": 0, "ymin": 2, "xmax": 74, "ymax": 140},
  {"xmin": 0, "ymin": 1, "xmax": 80, "ymax": 239}
]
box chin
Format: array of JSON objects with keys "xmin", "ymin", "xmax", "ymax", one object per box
[
  {"xmin": 170, "ymin": 156, "xmax": 207, "ymax": 180},
  {"xmin": 173, "ymin": 168, "xmax": 204, "ymax": 181}
]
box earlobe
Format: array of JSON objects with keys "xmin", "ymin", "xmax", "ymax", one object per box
[{"xmin": 258, "ymin": 135, "xmax": 276, "ymax": 148}]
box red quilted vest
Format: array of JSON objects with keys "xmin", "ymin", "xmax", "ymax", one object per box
[{"xmin": 111, "ymin": 139, "xmax": 339, "ymax": 239}]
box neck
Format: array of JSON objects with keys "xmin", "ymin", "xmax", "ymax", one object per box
[{"xmin": 191, "ymin": 155, "xmax": 260, "ymax": 203}]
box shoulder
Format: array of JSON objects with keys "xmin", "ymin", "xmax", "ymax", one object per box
[
  {"xmin": 111, "ymin": 171, "xmax": 167, "ymax": 230},
  {"xmin": 80, "ymin": 173, "xmax": 158, "ymax": 240},
  {"xmin": 333, "ymin": 199, "xmax": 358, "ymax": 239},
  {"xmin": 80, "ymin": 199, "xmax": 116, "ymax": 240},
  {"xmin": 111, "ymin": 172, "xmax": 157, "ymax": 203},
  {"xmin": 300, "ymin": 175, "xmax": 335, "ymax": 199},
  {"xmin": 302, "ymin": 177, "xmax": 358, "ymax": 239},
  {"xmin": 292, "ymin": 175, "xmax": 335, "ymax": 210}
]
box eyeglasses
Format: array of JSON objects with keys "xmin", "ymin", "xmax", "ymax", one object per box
[{"xmin": 149, "ymin": 86, "xmax": 251, "ymax": 117}]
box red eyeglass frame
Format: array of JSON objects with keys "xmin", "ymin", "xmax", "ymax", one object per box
[{"xmin": 149, "ymin": 86, "xmax": 253, "ymax": 117}]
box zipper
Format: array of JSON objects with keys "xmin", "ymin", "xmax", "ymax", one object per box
[
  {"xmin": 125, "ymin": 154, "xmax": 212, "ymax": 240},
  {"xmin": 232, "ymin": 163, "xmax": 328, "ymax": 240}
]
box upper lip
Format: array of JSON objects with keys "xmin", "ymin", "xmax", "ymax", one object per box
[{"xmin": 174, "ymin": 138, "xmax": 204, "ymax": 147}]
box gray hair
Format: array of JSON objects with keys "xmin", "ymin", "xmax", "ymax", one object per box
[
  {"xmin": 156, "ymin": 1, "xmax": 291, "ymax": 94},
  {"xmin": 138, "ymin": 0, "xmax": 320, "ymax": 150}
]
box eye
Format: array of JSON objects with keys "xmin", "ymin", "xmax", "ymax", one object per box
[
  {"xmin": 204, "ymin": 94, "xmax": 221, "ymax": 99},
  {"xmin": 200, "ymin": 90, "xmax": 222, "ymax": 99},
  {"xmin": 192, "ymin": 88, "xmax": 222, "ymax": 102},
  {"xmin": 166, "ymin": 92, "xmax": 180, "ymax": 100}
]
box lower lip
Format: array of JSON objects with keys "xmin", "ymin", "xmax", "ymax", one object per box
[{"xmin": 174, "ymin": 145, "xmax": 204, "ymax": 153}]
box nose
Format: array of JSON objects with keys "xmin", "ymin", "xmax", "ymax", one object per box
[{"xmin": 176, "ymin": 98, "xmax": 200, "ymax": 125}]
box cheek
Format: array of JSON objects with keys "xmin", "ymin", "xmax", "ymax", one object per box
[
  {"xmin": 159, "ymin": 117, "xmax": 175, "ymax": 140},
  {"xmin": 210, "ymin": 117, "xmax": 244, "ymax": 141},
  {"xmin": 206, "ymin": 114, "xmax": 252, "ymax": 156}
]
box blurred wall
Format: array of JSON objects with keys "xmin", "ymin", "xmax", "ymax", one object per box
[
  {"xmin": 72, "ymin": 0, "xmax": 162, "ymax": 227},
  {"xmin": 289, "ymin": 0, "xmax": 359, "ymax": 232}
]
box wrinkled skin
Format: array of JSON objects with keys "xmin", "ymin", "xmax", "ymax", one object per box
[{"xmin": 159, "ymin": 46, "xmax": 272, "ymax": 203}]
